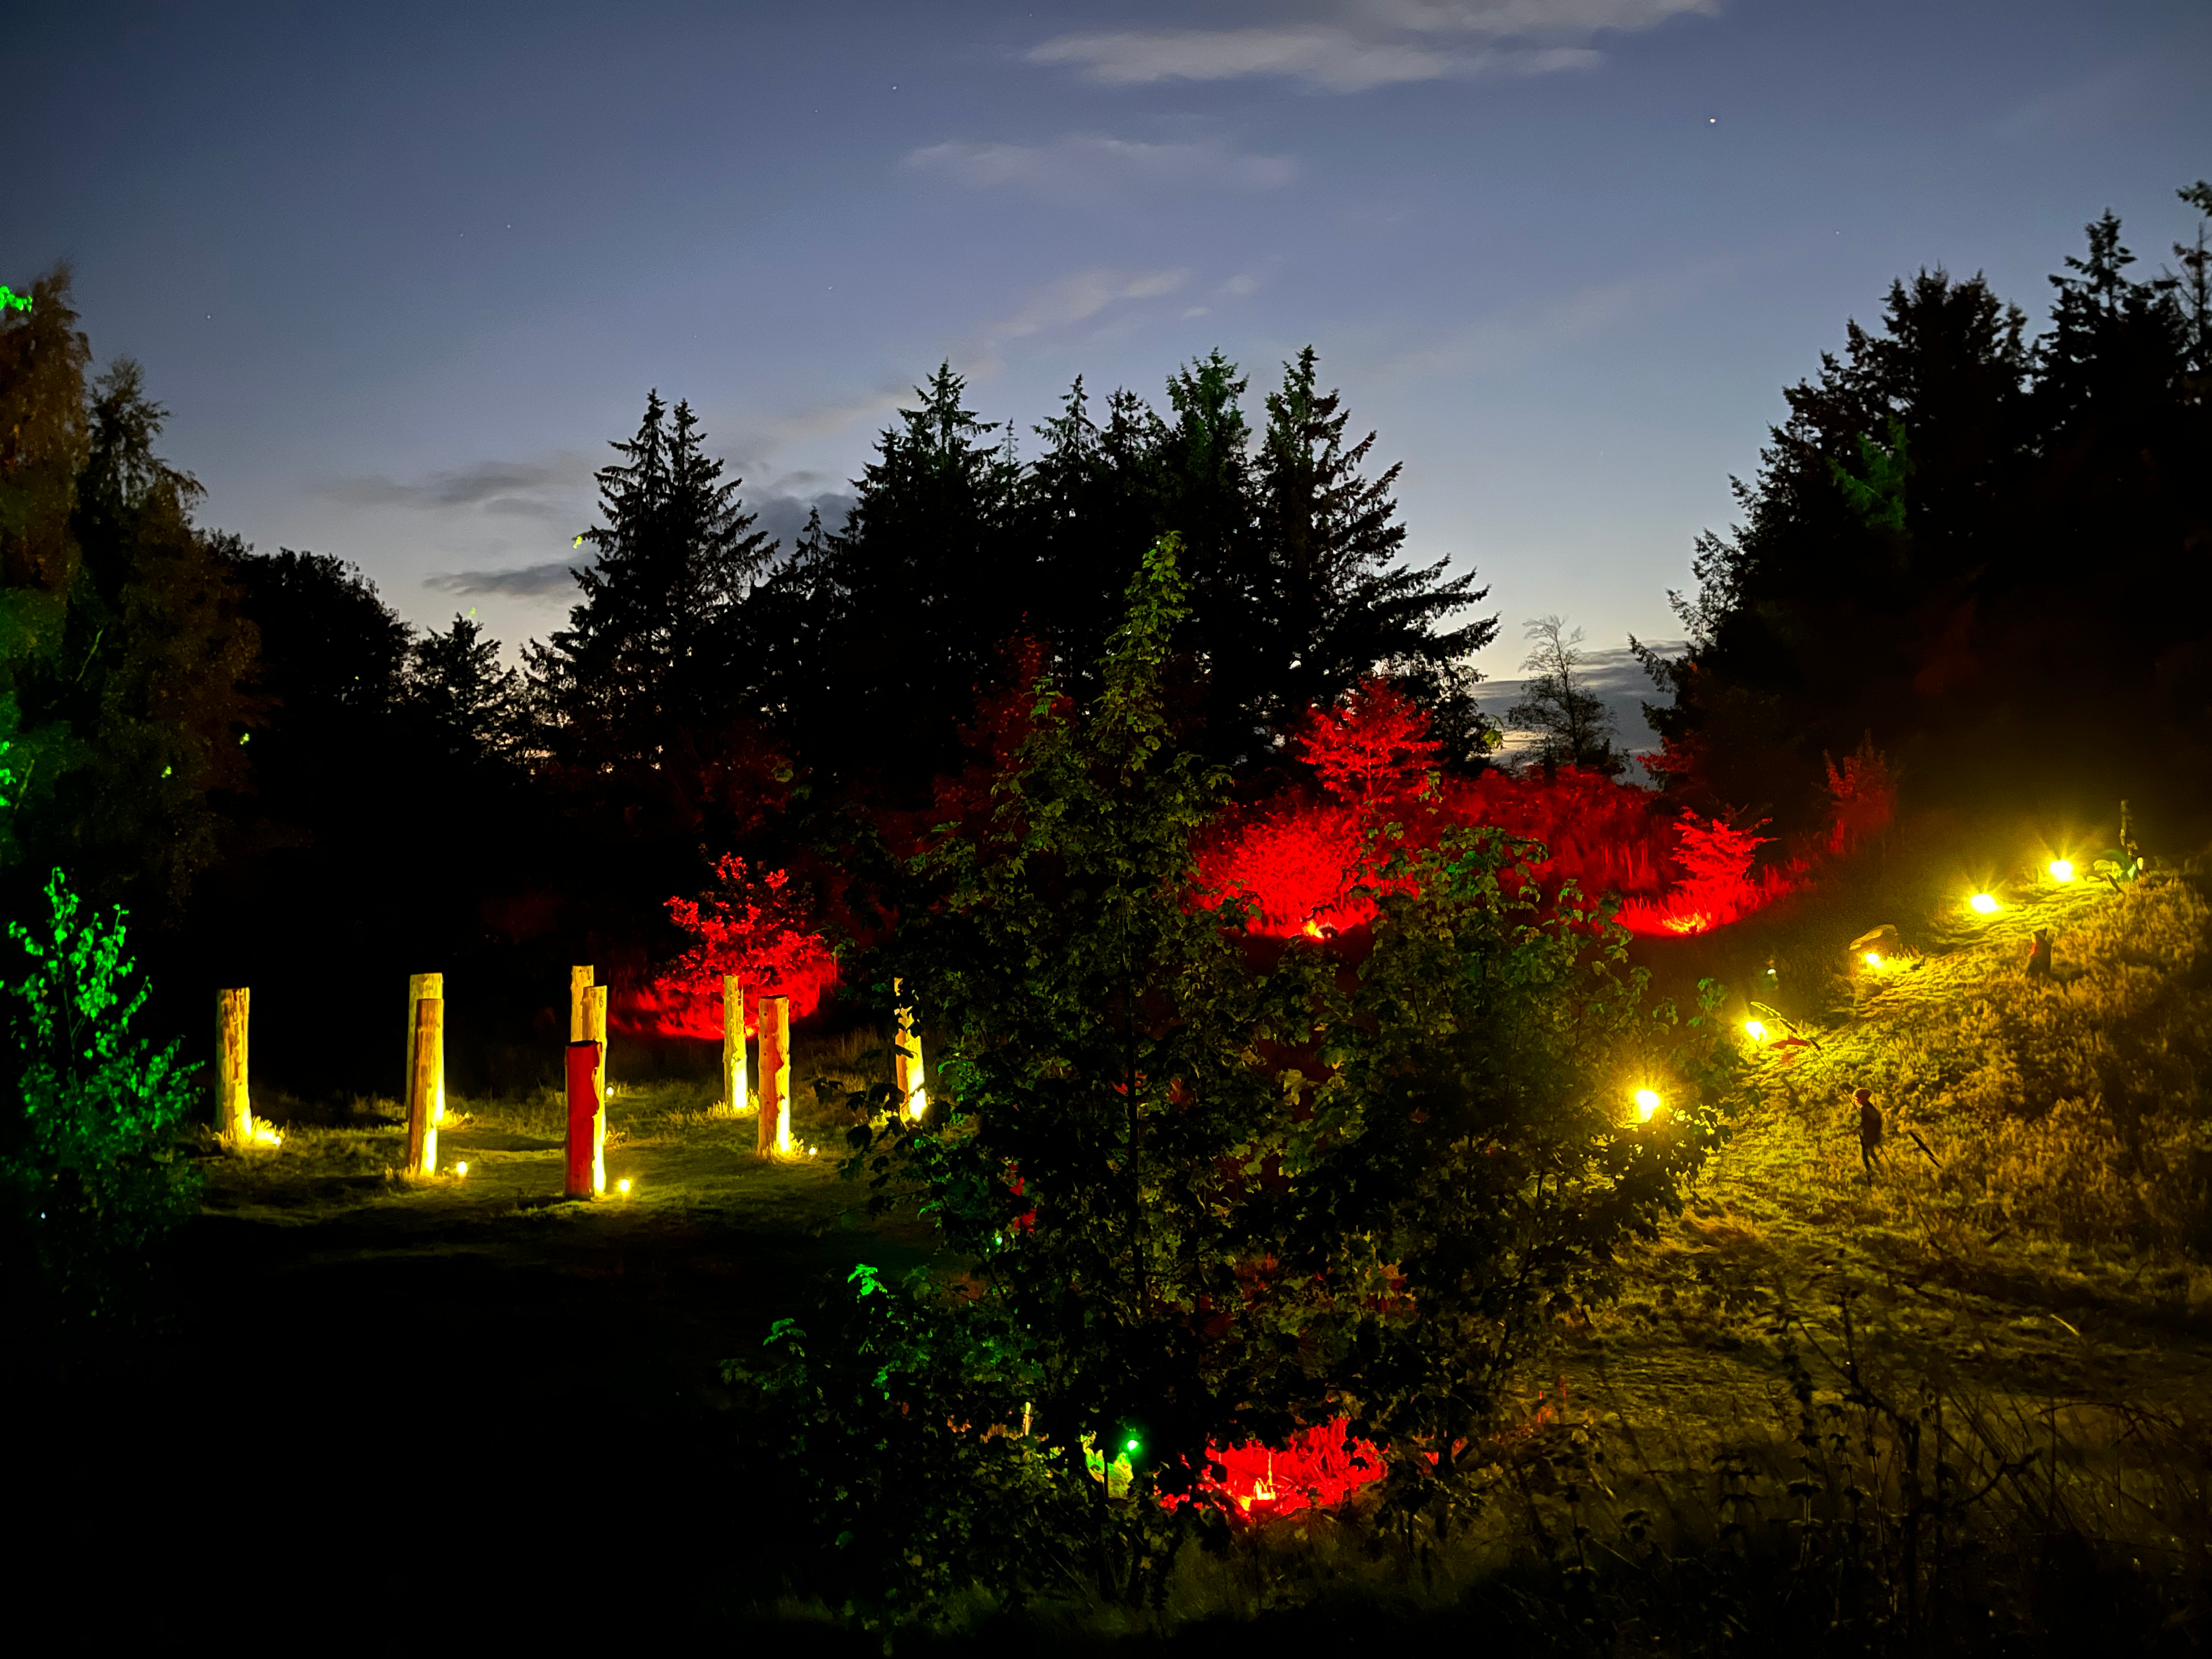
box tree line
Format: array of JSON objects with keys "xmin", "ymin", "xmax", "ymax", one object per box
[
  {"xmin": 1, "ymin": 182, "xmax": 2206, "ymax": 1084},
  {"xmin": 1642, "ymin": 183, "xmax": 2212, "ymax": 839}
]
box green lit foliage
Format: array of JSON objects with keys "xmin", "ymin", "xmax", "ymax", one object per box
[
  {"xmin": 3, "ymin": 865, "xmax": 200, "ymax": 1322},
  {"xmin": 730, "ymin": 1263, "xmax": 1098, "ymax": 1626},
  {"xmin": 735, "ymin": 539, "xmax": 1729, "ymax": 1618},
  {"xmin": 1284, "ymin": 833, "xmax": 1732, "ymax": 1519}
]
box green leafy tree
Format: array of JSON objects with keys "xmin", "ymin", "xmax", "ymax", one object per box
[
  {"xmin": 737, "ymin": 539, "xmax": 1726, "ymax": 1616},
  {"xmin": 0, "ymin": 268, "xmax": 257, "ymax": 912}
]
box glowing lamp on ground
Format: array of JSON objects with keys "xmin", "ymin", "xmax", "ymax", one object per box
[
  {"xmin": 1863, "ymin": 951, "xmax": 1883, "ymax": 969},
  {"xmin": 1743, "ymin": 1019, "xmax": 1768, "ymax": 1043},
  {"xmin": 454, "ymin": 1161, "xmax": 469, "ymax": 1178},
  {"xmin": 617, "ymin": 1177, "xmax": 632, "ymax": 1195},
  {"xmin": 1968, "ymin": 893, "xmax": 1999, "ymax": 915},
  {"xmin": 1633, "ymin": 1088, "xmax": 1662, "ymax": 1122},
  {"xmin": 2048, "ymin": 859, "xmax": 2076, "ymax": 883}
]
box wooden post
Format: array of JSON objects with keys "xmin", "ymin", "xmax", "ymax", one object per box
[
  {"xmin": 407, "ymin": 971, "xmax": 445, "ymax": 1124},
  {"xmin": 756, "ymin": 994, "xmax": 791, "ymax": 1158},
  {"xmin": 721, "ymin": 973, "xmax": 749, "ymax": 1114},
  {"xmin": 568, "ymin": 965, "xmax": 593, "ymax": 1042},
  {"xmin": 583, "ymin": 984, "xmax": 609, "ymax": 1194},
  {"xmin": 892, "ymin": 977, "xmax": 928, "ymax": 1120},
  {"xmin": 406, "ymin": 996, "xmax": 442, "ymax": 1175},
  {"xmin": 215, "ymin": 988, "xmax": 252, "ymax": 1143},
  {"xmin": 564, "ymin": 1040, "xmax": 601, "ymax": 1198}
]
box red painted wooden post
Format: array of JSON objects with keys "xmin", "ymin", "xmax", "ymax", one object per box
[{"xmin": 565, "ymin": 1039, "xmax": 601, "ymax": 1198}]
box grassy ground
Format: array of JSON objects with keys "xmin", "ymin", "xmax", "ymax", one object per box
[{"xmin": 30, "ymin": 820, "xmax": 2211, "ymax": 1649}]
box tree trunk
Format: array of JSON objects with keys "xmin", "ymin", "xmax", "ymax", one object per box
[
  {"xmin": 215, "ymin": 988, "xmax": 252, "ymax": 1144},
  {"xmin": 721, "ymin": 973, "xmax": 749, "ymax": 1114},
  {"xmin": 583, "ymin": 984, "xmax": 609, "ymax": 1193},
  {"xmin": 757, "ymin": 995, "xmax": 791, "ymax": 1158},
  {"xmin": 407, "ymin": 971, "xmax": 445, "ymax": 1125},
  {"xmin": 406, "ymin": 996, "xmax": 442, "ymax": 1175}
]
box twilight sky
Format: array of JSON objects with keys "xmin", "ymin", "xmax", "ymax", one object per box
[{"xmin": 8, "ymin": 1, "xmax": 2208, "ymax": 689}]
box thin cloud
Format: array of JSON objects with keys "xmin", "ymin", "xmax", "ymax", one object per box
[
  {"xmin": 426, "ymin": 560, "xmax": 585, "ymax": 598},
  {"xmin": 1028, "ymin": 0, "xmax": 1716, "ymax": 92},
  {"xmin": 321, "ymin": 456, "xmax": 591, "ymax": 514},
  {"xmin": 905, "ymin": 134, "xmax": 1295, "ymax": 199}
]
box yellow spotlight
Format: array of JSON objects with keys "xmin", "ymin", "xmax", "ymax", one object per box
[
  {"xmin": 1633, "ymin": 1088, "xmax": 1661, "ymax": 1121},
  {"xmin": 2047, "ymin": 859, "xmax": 2075, "ymax": 883},
  {"xmin": 1968, "ymin": 893, "xmax": 1998, "ymax": 915},
  {"xmin": 616, "ymin": 1177, "xmax": 633, "ymax": 1194},
  {"xmin": 1743, "ymin": 1019, "xmax": 1768, "ymax": 1042},
  {"xmin": 455, "ymin": 1161, "xmax": 469, "ymax": 1178},
  {"xmin": 1863, "ymin": 951, "xmax": 1883, "ymax": 968}
]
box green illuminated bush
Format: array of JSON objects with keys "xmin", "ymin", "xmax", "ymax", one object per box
[{"xmin": 3, "ymin": 866, "xmax": 200, "ymax": 1325}]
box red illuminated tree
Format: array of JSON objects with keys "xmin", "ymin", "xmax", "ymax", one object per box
[{"xmin": 1292, "ymin": 677, "xmax": 1443, "ymax": 809}]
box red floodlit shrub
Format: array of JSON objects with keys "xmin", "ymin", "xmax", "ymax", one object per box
[
  {"xmin": 1824, "ymin": 737, "xmax": 1897, "ymax": 856},
  {"xmin": 1197, "ymin": 1423, "xmax": 1385, "ymax": 1519},
  {"xmin": 1616, "ymin": 815, "xmax": 1779, "ymax": 936},
  {"xmin": 1292, "ymin": 678, "xmax": 1443, "ymax": 808},
  {"xmin": 1197, "ymin": 680, "xmax": 1796, "ymax": 940},
  {"xmin": 625, "ymin": 854, "xmax": 839, "ymax": 1038}
]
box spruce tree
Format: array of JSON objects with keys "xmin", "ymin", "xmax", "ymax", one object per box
[
  {"xmin": 1020, "ymin": 377, "xmax": 1168, "ymax": 694},
  {"xmin": 528, "ymin": 391, "xmax": 772, "ymax": 776},
  {"xmin": 1250, "ymin": 347, "xmax": 1497, "ymax": 760},
  {"xmin": 778, "ymin": 364, "xmax": 1024, "ymax": 795}
]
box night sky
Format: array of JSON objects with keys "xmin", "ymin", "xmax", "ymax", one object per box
[{"xmin": 9, "ymin": 1, "xmax": 2208, "ymax": 685}]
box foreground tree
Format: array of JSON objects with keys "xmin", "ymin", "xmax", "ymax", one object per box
[{"xmin": 731, "ymin": 539, "xmax": 1728, "ymax": 1619}]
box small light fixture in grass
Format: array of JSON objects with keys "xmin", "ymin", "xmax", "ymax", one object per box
[
  {"xmin": 1743, "ymin": 1018, "xmax": 1768, "ymax": 1043},
  {"xmin": 1634, "ymin": 1087, "xmax": 1661, "ymax": 1122},
  {"xmin": 617, "ymin": 1177, "xmax": 632, "ymax": 1195},
  {"xmin": 1863, "ymin": 950, "xmax": 1883, "ymax": 969},
  {"xmin": 455, "ymin": 1161, "xmax": 469, "ymax": 1178},
  {"xmin": 2048, "ymin": 859, "xmax": 2076, "ymax": 883},
  {"xmin": 1968, "ymin": 892, "xmax": 1999, "ymax": 915}
]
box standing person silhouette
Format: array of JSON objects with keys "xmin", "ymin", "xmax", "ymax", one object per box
[{"xmin": 1853, "ymin": 1088, "xmax": 1885, "ymax": 1179}]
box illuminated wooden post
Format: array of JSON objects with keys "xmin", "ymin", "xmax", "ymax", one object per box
[
  {"xmin": 720, "ymin": 973, "xmax": 749, "ymax": 1114},
  {"xmin": 569, "ymin": 964, "xmax": 605, "ymax": 1101},
  {"xmin": 892, "ymin": 977, "xmax": 928, "ymax": 1120},
  {"xmin": 583, "ymin": 984, "xmax": 609, "ymax": 1193},
  {"xmin": 405, "ymin": 996, "xmax": 442, "ymax": 1175},
  {"xmin": 215, "ymin": 988, "xmax": 252, "ymax": 1143},
  {"xmin": 564, "ymin": 1039, "xmax": 601, "ymax": 1198},
  {"xmin": 407, "ymin": 971, "xmax": 445, "ymax": 1124},
  {"xmin": 568, "ymin": 965, "xmax": 592, "ymax": 1041},
  {"xmin": 756, "ymin": 994, "xmax": 791, "ymax": 1158}
]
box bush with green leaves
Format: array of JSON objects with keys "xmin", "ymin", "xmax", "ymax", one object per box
[
  {"xmin": 3, "ymin": 866, "xmax": 201, "ymax": 1323},
  {"xmin": 734, "ymin": 539, "xmax": 1734, "ymax": 1617}
]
